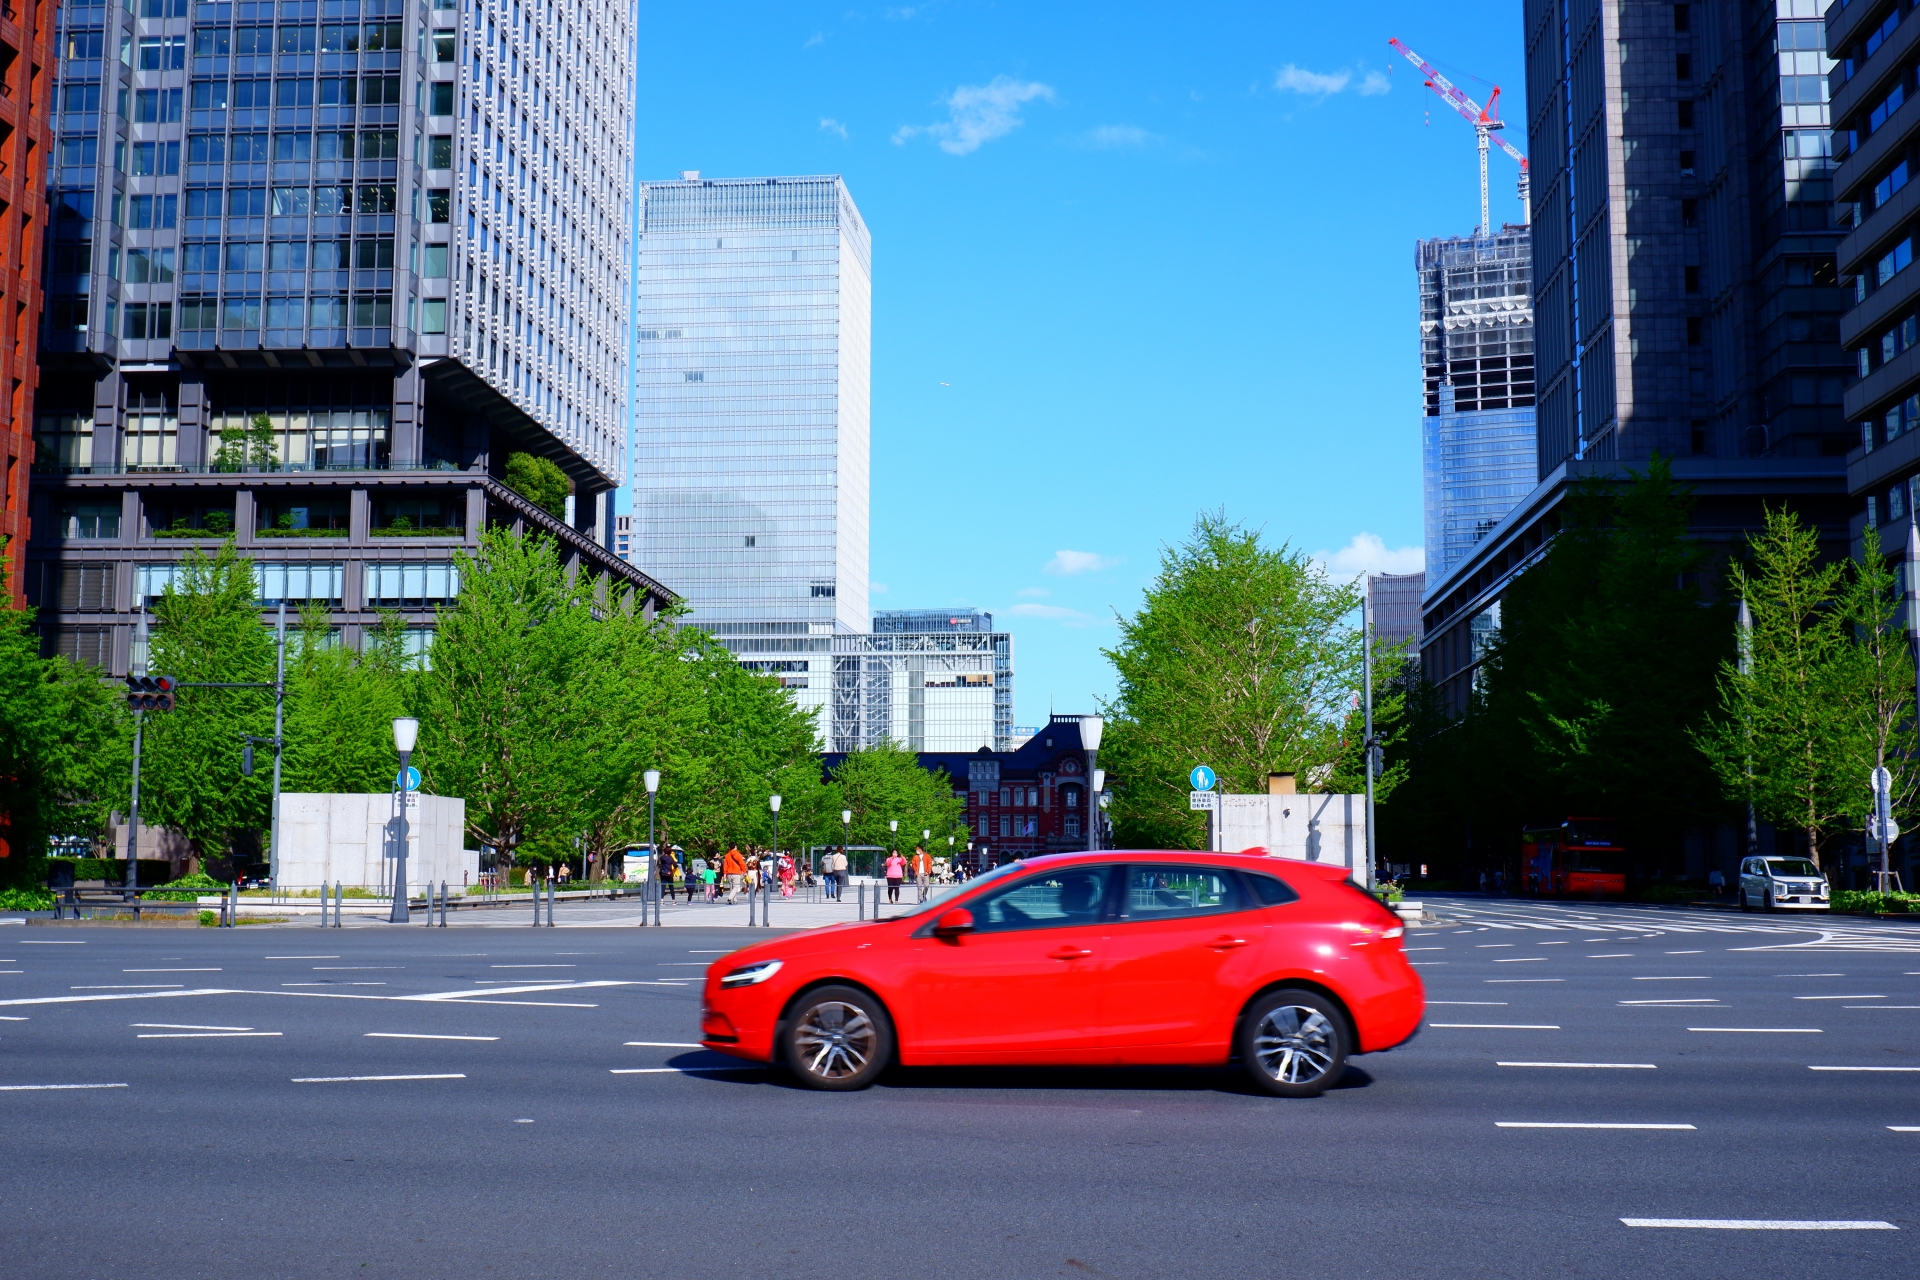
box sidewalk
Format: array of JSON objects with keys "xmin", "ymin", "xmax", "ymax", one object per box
[{"xmin": 236, "ymin": 885, "xmax": 938, "ymax": 929}]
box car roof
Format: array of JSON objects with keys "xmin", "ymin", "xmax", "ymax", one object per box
[{"xmin": 1016, "ymin": 849, "xmax": 1355, "ymax": 881}]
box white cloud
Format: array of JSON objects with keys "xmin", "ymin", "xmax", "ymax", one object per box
[
  {"xmin": 803, "ymin": 31, "xmax": 825, "ymax": 48},
  {"xmin": 1077, "ymin": 124, "xmax": 1159, "ymax": 150},
  {"xmin": 1312, "ymin": 532, "xmax": 1424, "ymax": 580},
  {"xmin": 1044, "ymin": 549, "xmax": 1120, "ymax": 576},
  {"xmin": 1007, "ymin": 602, "xmax": 1098, "ymax": 627},
  {"xmin": 820, "ymin": 117, "xmax": 849, "ymax": 139},
  {"xmin": 893, "ymin": 77, "xmax": 1056, "ymax": 155},
  {"xmin": 1016, "ymin": 586, "xmax": 1050, "ymax": 598},
  {"xmin": 870, "ymin": 580, "xmax": 889, "ymax": 595},
  {"xmin": 1274, "ymin": 63, "xmax": 1391, "ymax": 99}
]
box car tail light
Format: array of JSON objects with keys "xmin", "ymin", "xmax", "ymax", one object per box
[{"xmin": 1383, "ymin": 926, "xmax": 1404, "ymax": 939}]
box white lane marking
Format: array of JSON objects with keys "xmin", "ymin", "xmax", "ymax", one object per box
[
  {"xmin": 687, "ymin": 950, "xmax": 731, "ymax": 954},
  {"xmin": 138, "ymin": 1032, "xmax": 282, "ymax": 1039},
  {"xmin": 1688, "ymin": 1027, "xmax": 1822, "ymax": 1033},
  {"xmin": 19, "ymin": 941, "xmax": 85, "ymax": 945},
  {"xmin": 1794, "ymin": 995, "xmax": 1883, "ymax": 1000},
  {"xmin": 282, "ymin": 982, "xmax": 385, "ymax": 987},
  {"xmin": 488, "ymin": 965, "xmax": 575, "ymax": 969},
  {"xmin": 1476, "ymin": 944, "xmax": 1516, "ymax": 949},
  {"xmin": 609, "ymin": 1068, "xmax": 680, "ymax": 1074},
  {"xmin": 1621, "ymin": 1219, "xmax": 1895, "ymax": 1230},
  {"xmin": 1487, "ymin": 979, "xmax": 1565, "ymax": 983},
  {"xmin": 1430, "ymin": 1023, "xmax": 1560, "ymax": 1030},
  {"xmin": 293, "ymin": 1073, "xmax": 466, "ymax": 1083},
  {"xmin": 1620, "ymin": 999, "xmax": 1720, "ymax": 1005},
  {"xmin": 1408, "ymin": 962, "xmax": 1448, "ymax": 965},
  {"xmin": 0, "ymin": 1016, "xmax": 25, "ymax": 1021},
  {"xmin": 1588, "ymin": 954, "xmax": 1634, "ymax": 959},
  {"xmin": 400, "ymin": 980, "xmax": 638, "ymax": 1002},
  {"xmin": 1848, "ymin": 1005, "xmax": 1920, "ymax": 1009},
  {"xmin": 624, "ymin": 1041, "xmax": 701, "ymax": 1047},
  {"xmin": 657, "ymin": 963, "xmax": 710, "ymax": 967},
  {"xmin": 312, "ymin": 967, "xmax": 398, "ymax": 971},
  {"xmin": 1632, "ymin": 976, "xmax": 1710, "ymax": 981},
  {"xmin": 0, "ymin": 988, "xmax": 235, "ymax": 1007},
  {"xmin": 515, "ymin": 1118, "xmax": 534, "ymax": 1123},
  {"xmin": 265, "ymin": 956, "xmax": 338, "ymax": 960},
  {"xmin": 1807, "ymin": 1065, "xmax": 1920, "ymax": 1072},
  {"xmin": 1428, "ymin": 1001, "xmax": 1508, "ymax": 1006},
  {"xmin": 1538, "ymin": 941, "xmax": 1570, "ymax": 946},
  {"xmin": 1776, "ymin": 973, "xmax": 1845, "ymax": 977},
  {"xmin": 1493, "ymin": 958, "xmax": 1548, "ymax": 963},
  {"xmin": 1665, "ymin": 951, "xmax": 1704, "ymax": 955},
  {"xmin": 1497, "ymin": 1062, "xmax": 1657, "ymax": 1069},
  {"xmin": 131, "ymin": 1023, "xmax": 252, "ymax": 1031},
  {"xmin": 0, "ymin": 1082, "xmax": 127, "ymax": 1091},
  {"xmin": 438, "ymin": 999, "xmax": 599, "ymax": 1008},
  {"xmin": 0, "ymin": 970, "xmax": 22, "ymax": 974},
  {"xmin": 1499, "ymin": 1122, "xmax": 1693, "ymax": 1130},
  {"xmin": 74, "ymin": 985, "xmax": 184, "ymax": 990},
  {"xmin": 1405, "ymin": 947, "xmax": 1445, "ymax": 952},
  {"xmin": 1891, "ymin": 1126, "xmax": 1920, "ymax": 1132},
  {"xmin": 366, "ymin": 1033, "xmax": 499, "ymax": 1041},
  {"xmin": 124, "ymin": 968, "xmax": 220, "ymax": 973}
]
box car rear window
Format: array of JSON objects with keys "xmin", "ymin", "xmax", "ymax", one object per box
[{"xmin": 1241, "ymin": 872, "xmax": 1300, "ymax": 907}]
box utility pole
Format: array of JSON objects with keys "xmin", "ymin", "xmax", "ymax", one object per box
[
  {"xmin": 269, "ymin": 601, "xmax": 286, "ymax": 893},
  {"xmin": 1738, "ymin": 597, "xmax": 1757, "ymax": 861},
  {"xmin": 1363, "ymin": 581, "xmax": 1378, "ymax": 891},
  {"xmin": 125, "ymin": 607, "xmax": 148, "ymax": 903}
]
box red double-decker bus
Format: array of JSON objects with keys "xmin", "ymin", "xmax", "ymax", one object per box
[{"xmin": 1520, "ymin": 819, "xmax": 1628, "ymax": 898}]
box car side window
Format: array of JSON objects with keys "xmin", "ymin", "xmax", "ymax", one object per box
[
  {"xmin": 967, "ymin": 867, "xmax": 1110, "ymax": 933},
  {"xmin": 1119, "ymin": 866, "xmax": 1242, "ymax": 921},
  {"xmin": 1241, "ymin": 871, "xmax": 1300, "ymax": 907}
]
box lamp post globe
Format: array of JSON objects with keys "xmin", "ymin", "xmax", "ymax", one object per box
[{"xmin": 388, "ymin": 717, "xmax": 420, "ymax": 924}]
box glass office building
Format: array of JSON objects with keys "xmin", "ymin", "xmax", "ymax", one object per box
[
  {"xmin": 25, "ymin": 0, "xmax": 663, "ymax": 668},
  {"xmin": 1417, "ymin": 229, "xmax": 1536, "ymax": 581},
  {"xmin": 632, "ymin": 173, "xmax": 871, "ymax": 636}
]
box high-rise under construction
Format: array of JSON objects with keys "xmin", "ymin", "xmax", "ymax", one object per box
[{"xmin": 1417, "ymin": 228, "xmax": 1536, "ymax": 583}]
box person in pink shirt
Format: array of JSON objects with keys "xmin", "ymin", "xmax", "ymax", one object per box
[{"xmin": 883, "ymin": 850, "xmax": 908, "ymax": 903}]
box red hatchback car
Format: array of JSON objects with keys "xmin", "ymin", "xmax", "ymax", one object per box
[{"xmin": 700, "ymin": 850, "xmax": 1424, "ymax": 1097}]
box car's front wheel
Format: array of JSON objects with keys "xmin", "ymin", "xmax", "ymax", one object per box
[
  {"xmin": 1238, "ymin": 989, "xmax": 1350, "ymax": 1098},
  {"xmin": 780, "ymin": 984, "xmax": 893, "ymax": 1091},
  {"xmin": 1739, "ymin": 887, "xmax": 1752, "ymax": 912}
]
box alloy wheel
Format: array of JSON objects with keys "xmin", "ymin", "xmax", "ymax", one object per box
[
  {"xmin": 1253, "ymin": 1004, "xmax": 1338, "ymax": 1085},
  {"xmin": 792, "ymin": 999, "xmax": 877, "ymax": 1082}
]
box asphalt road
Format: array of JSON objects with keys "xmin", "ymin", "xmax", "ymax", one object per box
[{"xmin": 2, "ymin": 897, "xmax": 1917, "ymax": 1279}]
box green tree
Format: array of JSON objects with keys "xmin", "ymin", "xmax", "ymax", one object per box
[
  {"xmin": 281, "ymin": 604, "xmax": 414, "ymax": 794},
  {"xmin": 1834, "ymin": 522, "xmax": 1920, "ymax": 864},
  {"xmin": 826, "ymin": 740, "xmax": 967, "ymax": 866},
  {"xmin": 1695, "ymin": 507, "xmax": 1853, "ymax": 869},
  {"xmin": 1100, "ymin": 512, "xmax": 1383, "ymax": 850},
  {"xmin": 0, "ymin": 553, "xmax": 130, "ymax": 884},
  {"xmin": 213, "ymin": 412, "xmax": 278, "ymax": 472},
  {"xmin": 140, "ymin": 541, "xmax": 275, "ymax": 865},
  {"xmin": 502, "ymin": 452, "xmax": 571, "ymax": 517},
  {"xmin": 413, "ymin": 529, "xmax": 598, "ymax": 864}
]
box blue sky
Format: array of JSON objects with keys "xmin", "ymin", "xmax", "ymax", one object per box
[{"xmin": 630, "ymin": 1, "xmax": 1528, "ymax": 727}]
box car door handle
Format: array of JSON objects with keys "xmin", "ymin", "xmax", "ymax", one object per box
[
  {"xmin": 1207, "ymin": 936, "xmax": 1249, "ymax": 950},
  {"xmin": 1047, "ymin": 946, "xmax": 1093, "ymax": 961}
]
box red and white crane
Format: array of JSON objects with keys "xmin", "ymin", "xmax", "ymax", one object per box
[{"xmin": 1389, "ymin": 37, "xmax": 1530, "ymax": 235}]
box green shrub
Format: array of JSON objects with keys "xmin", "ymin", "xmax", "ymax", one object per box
[
  {"xmin": 1832, "ymin": 890, "xmax": 1920, "ymax": 914},
  {"xmin": 146, "ymin": 872, "xmax": 228, "ymax": 902},
  {"xmin": 0, "ymin": 887, "xmax": 55, "ymax": 911},
  {"xmin": 199, "ymin": 911, "xmax": 219, "ymax": 926},
  {"xmin": 501, "ymin": 452, "xmax": 571, "ymax": 517}
]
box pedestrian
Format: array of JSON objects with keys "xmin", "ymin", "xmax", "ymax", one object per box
[
  {"xmin": 884, "ymin": 848, "xmax": 907, "ymax": 904},
  {"xmin": 779, "ymin": 852, "xmax": 797, "ymax": 898},
  {"xmin": 912, "ymin": 845, "xmax": 933, "ymax": 902},
  {"xmin": 1708, "ymin": 867, "xmax": 1725, "ymax": 898},
  {"xmin": 702, "ymin": 863, "xmax": 718, "ymax": 902},
  {"xmin": 827, "ymin": 848, "xmax": 847, "ymax": 900},
  {"xmin": 1493, "ymin": 868, "xmax": 1506, "ymax": 894},
  {"xmin": 1478, "ymin": 869, "xmax": 1488, "ymax": 894},
  {"xmin": 723, "ymin": 846, "xmax": 746, "ymax": 904}
]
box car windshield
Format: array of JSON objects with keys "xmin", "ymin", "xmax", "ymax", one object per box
[
  {"xmin": 1766, "ymin": 859, "xmax": 1821, "ymax": 878},
  {"xmin": 890, "ymin": 861, "xmax": 1027, "ymax": 918}
]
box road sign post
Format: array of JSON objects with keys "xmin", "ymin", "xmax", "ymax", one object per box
[
  {"xmin": 1189, "ymin": 766, "xmax": 1218, "ymax": 851},
  {"xmin": 1872, "ymin": 766, "xmax": 1897, "ymax": 893}
]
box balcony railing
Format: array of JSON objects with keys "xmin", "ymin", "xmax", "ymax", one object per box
[{"xmin": 33, "ymin": 457, "xmax": 467, "ymax": 477}]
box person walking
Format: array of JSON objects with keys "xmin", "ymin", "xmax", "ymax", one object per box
[
  {"xmin": 884, "ymin": 849, "xmax": 907, "ymax": 904},
  {"xmin": 912, "ymin": 845, "xmax": 933, "ymax": 903},
  {"xmin": 722, "ymin": 846, "xmax": 747, "ymax": 904},
  {"xmin": 1707, "ymin": 867, "xmax": 1725, "ymax": 898},
  {"xmin": 828, "ymin": 848, "xmax": 847, "ymax": 900},
  {"xmin": 779, "ymin": 852, "xmax": 797, "ymax": 898},
  {"xmin": 702, "ymin": 862, "xmax": 718, "ymax": 902}
]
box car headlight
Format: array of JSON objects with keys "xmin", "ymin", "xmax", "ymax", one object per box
[{"xmin": 719, "ymin": 959, "xmax": 783, "ymax": 989}]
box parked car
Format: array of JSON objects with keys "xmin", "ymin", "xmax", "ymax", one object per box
[
  {"xmin": 1737, "ymin": 856, "xmax": 1830, "ymax": 911},
  {"xmin": 700, "ymin": 850, "xmax": 1424, "ymax": 1097}
]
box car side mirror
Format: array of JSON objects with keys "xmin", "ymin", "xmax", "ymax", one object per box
[{"xmin": 933, "ymin": 907, "xmax": 974, "ymax": 938}]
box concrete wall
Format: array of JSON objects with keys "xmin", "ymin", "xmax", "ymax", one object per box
[
  {"xmin": 1217, "ymin": 793, "xmax": 1367, "ymax": 877},
  {"xmin": 275, "ymin": 793, "xmax": 473, "ymax": 892}
]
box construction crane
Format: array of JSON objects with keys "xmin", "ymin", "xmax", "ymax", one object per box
[{"xmin": 1389, "ymin": 37, "xmax": 1530, "ymax": 235}]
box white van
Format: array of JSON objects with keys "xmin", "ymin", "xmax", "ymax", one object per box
[{"xmin": 1737, "ymin": 857, "xmax": 1830, "ymax": 911}]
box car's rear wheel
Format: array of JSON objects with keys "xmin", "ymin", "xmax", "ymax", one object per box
[
  {"xmin": 1238, "ymin": 989, "xmax": 1350, "ymax": 1098},
  {"xmin": 781, "ymin": 984, "xmax": 892, "ymax": 1091},
  {"xmin": 1739, "ymin": 888, "xmax": 1752, "ymax": 912},
  {"xmin": 1763, "ymin": 888, "xmax": 1776, "ymax": 912}
]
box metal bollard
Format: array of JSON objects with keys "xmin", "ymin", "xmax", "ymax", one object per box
[
  {"xmin": 545, "ymin": 877, "xmax": 555, "ymax": 928},
  {"xmin": 334, "ymin": 882, "xmax": 343, "ymax": 927},
  {"xmin": 439, "ymin": 880, "xmax": 448, "ymax": 927},
  {"xmin": 532, "ymin": 876, "xmax": 541, "ymax": 927},
  {"xmin": 858, "ymin": 882, "xmax": 866, "ymax": 921},
  {"xmin": 319, "ymin": 881, "xmax": 328, "ymax": 928}
]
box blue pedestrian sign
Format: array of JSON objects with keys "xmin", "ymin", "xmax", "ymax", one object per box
[
  {"xmin": 1189, "ymin": 765, "xmax": 1216, "ymax": 792},
  {"xmin": 395, "ymin": 766, "xmax": 421, "ymax": 792}
]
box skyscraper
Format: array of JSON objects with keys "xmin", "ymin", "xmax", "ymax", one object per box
[
  {"xmin": 25, "ymin": 0, "xmax": 663, "ymax": 667},
  {"xmin": 1419, "ymin": 0, "xmax": 1852, "ymax": 716},
  {"xmin": 631, "ymin": 173, "xmax": 871, "ymax": 636},
  {"xmin": 0, "ymin": 0, "xmax": 56, "ymax": 609},
  {"xmin": 1418, "ymin": 228, "xmax": 1537, "ymax": 581}
]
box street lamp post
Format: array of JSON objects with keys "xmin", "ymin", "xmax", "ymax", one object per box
[
  {"xmin": 1362, "ymin": 584, "xmax": 1378, "ymax": 890},
  {"xmin": 767, "ymin": 794, "xmax": 782, "ymax": 928},
  {"xmin": 644, "ymin": 769, "xmax": 661, "ymax": 926},
  {"xmin": 389, "ymin": 717, "xmax": 420, "ymax": 924},
  {"xmin": 1091, "ymin": 768, "xmax": 1106, "ymax": 851},
  {"xmin": 1081, "ymin": 715, "xmax": 1104, "ymax": 850}
]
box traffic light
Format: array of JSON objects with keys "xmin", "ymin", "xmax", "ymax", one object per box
[
  {"xmin": 125, "ymin": 675, "xmax": 177, "ymax": 712},
  {"xmin": 241, "ymin": 743, "xmax": 255, "ymax": 777}
]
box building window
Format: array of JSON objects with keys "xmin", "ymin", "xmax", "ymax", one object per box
[
  {"xmin": 430, "ymin": 82, "xmax": 454, "ymax": 115},
  {"xmin": 57, "ymin": 503, "xmax": 120, "ymax": 539},
  {"xmin": 256, "ymin": 563, "xmax": 346, "ymax": 603},
  {"xmin": 122, "ymin": 303, "xmax": 174, "ymax": 341},
  {"xmin": 364, "ymin": 563, "xmax": 460, "ymax": 605},
  {"xmin": 420, "ymin": 299, "xmax": 448, "ymax": 333},
  {"xmin": 33, "ymin": 415, "xmax": 95, "ymax": 473},
  {"xmin": 428, "ymin": 136, "xmax": 453, "ymax": 169}
]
